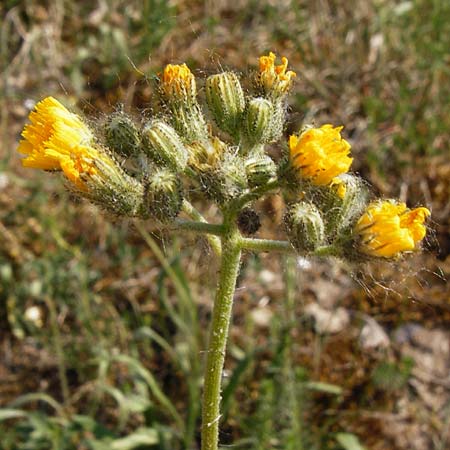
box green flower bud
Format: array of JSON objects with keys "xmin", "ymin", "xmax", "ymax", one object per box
[
  {"xmin": 325, "ymin": 174, "xmax": 369, "ymax": 236},
  {"xmin": 141, "ymin": 120, "xmax": 188, "ymax": 172},
  {"xmin": 206, "ymin": 72, "xmax": 245, "ymax": 138},
  {"xmin": 267, "ymin": 99, "xmax": 285, "ymax": 142},
  {"xmin": 243, "ymin": 97, "xmax": 273, "ymax": 145},
  {"xmin": 84, "ymin": 150, "xmax": 147, "ymax": 218},
  {"xmin": 323, "ymin": 173, "xmax": 368, "ymax": 237},
  {"xmin": 200, "ymin": 151, "xmax": 248, "ymax": 204},
  {"xmin": 285, "ymin": 202, "xmax": 325, "ymax": 252},
  {"xmin": 104, "ymin": 111, "xmax": 141, "ymax": 158},
  {"xmin": 276, "ymin": 155, "xmax": 300, "ymax": 199},
  {"xmin": 161, "ymin": 64, "xmax": 208, "ymax": 143},
  {"xmin": 245, "ymin": 154, "xmax": 277, "ymax": 188},
  {"xmin": 170, "ymin": 103, "xmax": 209, "ymax": 144},
  {"xmin": 144, "ymin": 169, "xmax": 182, "ymax": 222},
  {"xmin": 331, "ymin": 173, "xmax": 369, "ymax": 233}
]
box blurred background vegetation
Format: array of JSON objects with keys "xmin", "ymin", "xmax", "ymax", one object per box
[{"xmin": 0, "ymin": 1, "xmax": 449, "ymax": 449}]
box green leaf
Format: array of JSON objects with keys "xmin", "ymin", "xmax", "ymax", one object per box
[
  {"xmin": 110, "ymin": 428, "xmax": 159, "ymax": 449},
  {"xmin": 90, "ymin": 428, "xmax": 159, "ymax": 450},
  {"xmin": 0, "ymin": 408, "xmax": 28, "ymax": 421},
  {"xmin": 303, "ymin": 381, "xmax": 343, "ymax": 395},
  {"xmin": 111, "ymin": 354, "xmax": 183, "ymax": 430},
  {"xmin": 9, "ymin": 393, "xmax": 65, "ymax": 417},
  {"xmin": 336, "ymin": 432, "xmax": 366, "ymax": 450}
]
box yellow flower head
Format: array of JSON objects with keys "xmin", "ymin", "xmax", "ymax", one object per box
[
  {"xmin": 18, "ymin": 97, "xmax": 118, "ymax": 191},
  {"xmin": 258, "ymin": 52, "xmax": 296, "ymax": 95},
  {"xmin": 161, "ymin": 63, "xmax": 196, "ymax": 101},
  {"xmin": 289, "ymin": 124, "xmax": 353, "ymax": 186},
  {"xmin": 355, "ymin": 200, "xmax": 430, "ymax": 258}
]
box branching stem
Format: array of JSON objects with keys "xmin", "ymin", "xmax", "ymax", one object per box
[
  {"xmin": 181, "ymin": 199, "xmax": 222, "ymax": 255},
  {"xmin": 141, "ymin": 206, "xmax": 338, "ymax": 450},
  {"xmin": 174, "ymin": 218, "xmax": 225, "ymax": 237},
  {"xmin": 230, "ymin": 179, "xmax": 280, "ymax": 211},
  {"xmin": 240, "ymin": 237, "xmax": 295, "ymax": 253}
]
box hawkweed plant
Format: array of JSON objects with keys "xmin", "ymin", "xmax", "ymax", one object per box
[{"xmin": 17, "ymin": 52, "xmax": 430, "ymax": 450}]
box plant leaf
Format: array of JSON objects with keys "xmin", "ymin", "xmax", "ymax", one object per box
[{"xmin": 336, "ymin": 432, "xmax": 367, "ymax": 450}]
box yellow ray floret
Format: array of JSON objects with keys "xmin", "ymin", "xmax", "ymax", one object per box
[
  {"xmin": 355, "ymin": 200, "xmax": 430, "ymax": 258},
  {"xmin": 258, "ymin": 52, "xmax": 296, "ymax": 95},
  {"xmin": 161, "ymin": 63, "xmax": 196, "ymax": 100},
  {"xmin": 289, "ymin": 124, "xmax": 353, "ymax": 186},
  {"xmin": 17, "ymin": 97, "xmax": 115, "ymax": 190}
]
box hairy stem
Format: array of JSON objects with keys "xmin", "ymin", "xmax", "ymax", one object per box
[
  {"xmin": 201, "ymin": 228, "xmax": 242, "ymax": 450},
  {"xmin": 282, "ymin": 255, "xmax": 304, "ymax": 448},
  {"xmin": 240, "ymin": 237, "xmax": 340, "ymax": 257},
  {"xmin": 240, "ymin": 237, "xmax": 295, "ymax": 253},
  {"xmin": 173, "ymin": 218, "xmax": 225, "ymax": 237}
]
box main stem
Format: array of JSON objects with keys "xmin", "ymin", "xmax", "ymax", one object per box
[{"xmin": 201, "ymin": 227, "xmax": 242, "ymax": 450}]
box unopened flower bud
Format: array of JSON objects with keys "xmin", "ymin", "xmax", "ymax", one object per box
[
  {"xmin": 206, "ymin": 72, "xmax": 245, "ymax": 138},
  {"xmin": 245, "ymin": 154, "xmax": 277, "ymax": 188},
  {"xmin": 243, "ymin": 97, "xmax": 273, "ymax": 145},
  {"xmin": 173, "ymin": 106, "xmax": 209, "ymax": 144},
  {"xmin": 269, "ymin": 100, "xmax": 286, "ymax": 142},
  {"xmin": 104, "ymin": 111, "xmax": 141, "ymax": 158},
  {"xmin": 200, "ymin": 151, "xmax": 248, "ymax": 203},
  {"xmin": 86, "ymin": 151, "xmax": 146, "ymax": 217},
  {"xmin": 326, "ymin": 174, "xmax": 368, "ymax": 236},
  {"xmin": 161, "ymin": 63, "xmax": 208, "ymax": 143},
  {"xmin": 144, "ymin": 169, "xmax": 182, "ymax": 222},
  {"xmin": 285, "ymin": 202, "xmax": 325, "ymax": 252},
  {"xmin": 141, "ymin": 120, "xmax": 188, "ymax": 172}
]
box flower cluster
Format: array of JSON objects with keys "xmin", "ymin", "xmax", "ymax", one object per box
[
  {"xmin": 283, "ymin": 119, "xmax": 429, "ymax": 258},
  {"xmin": 17, "ymin": 53, "xmax": 430, "ymax": 260}
]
